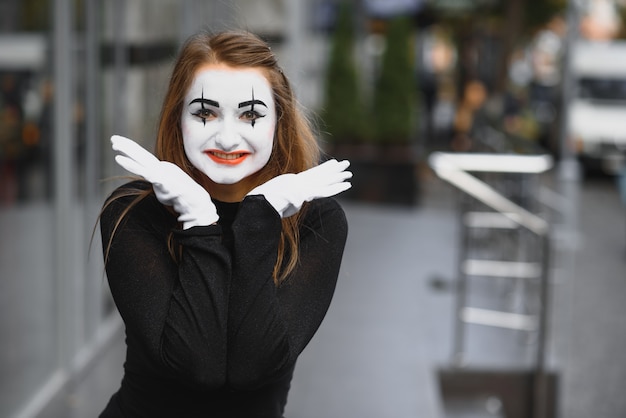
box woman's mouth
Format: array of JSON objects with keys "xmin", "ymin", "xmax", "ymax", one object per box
[{"xmin": 205, "ymin": 150, "xmax": 250, "ymax": 165}]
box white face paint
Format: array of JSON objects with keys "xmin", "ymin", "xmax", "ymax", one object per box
[{"xmin": 181, "ymin": 64, "xmax": 276, "ymax": 186}]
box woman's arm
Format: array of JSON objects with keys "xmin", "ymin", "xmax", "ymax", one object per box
[
  {"xmin": 100, "ymin": 182, "xmax": 230, "ymax": 388},
  {"xmin": 226, "ymin": 196, "xmax": 348, "ymax": 388}
]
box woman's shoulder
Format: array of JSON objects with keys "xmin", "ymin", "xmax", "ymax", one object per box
[
  {"xmin": 306, "ymin": 196, "xmax": 345, "ymax": 214},
  {"xmin": 302, "ymin": 197, "xmax": 347, "ymax": 230},
  {"xmin": 106, "ymin": 179, "xmax": 152, "ymax": 201},
  {"xmin": 102, "ymin": 180, "xmax": 150, "ymax": 210}
]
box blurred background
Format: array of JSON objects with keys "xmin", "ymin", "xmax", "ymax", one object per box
[{"xmin": 1, "ymin": 0, "xmax": 625, "ymax": 417}]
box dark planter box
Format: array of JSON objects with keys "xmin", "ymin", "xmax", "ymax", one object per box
[
  {"xmin": 325, "ymin": 143, "xmax": 420, "ymax": 207},
  {"xmin": 438, "ymin": 368, "xmax": 559, "ymax": 418}
]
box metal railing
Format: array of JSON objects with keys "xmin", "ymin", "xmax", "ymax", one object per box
[{"xmin": 429, "ymin": 151, "xmax": 554, "ymax": 418}]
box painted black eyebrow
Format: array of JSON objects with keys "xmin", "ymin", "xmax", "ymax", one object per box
[
  {"xmin": 189, "ymin": 98, "xmax": 219, "ymax": 107},
  {"xmin": 238, "ymin": 99, "xmax": 267, "ymax": 109}
]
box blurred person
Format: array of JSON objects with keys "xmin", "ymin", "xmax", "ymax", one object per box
[
  {"xmin": 580, "ymin": 0, "xmax": 621, "ymax": 41},
  {"xmin": 450, "ymin": 79, "xmax": 487, "ymax": 152},
  {"xmin": 528, "ymin": 15, "xmax": 564, "ymax": 155},
  {"xmin": 36, "ymin": 79, "xmax": 54, "ymax": 200},
  {"xmin": 0, "ymin": 73, "xmax": 24, "ymax": 204},
  {"xmin": 98, "ymin": 31, "xmax": 352, "ymax": 417}
]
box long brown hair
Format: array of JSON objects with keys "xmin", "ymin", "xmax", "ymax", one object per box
[{"xmin": 105, "ymin": 30, "xmax": 320, "ymax": 284}]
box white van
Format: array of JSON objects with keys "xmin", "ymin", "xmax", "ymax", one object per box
[{"xmin": 569, "ymin": 41, "xmax": 626, "ymax": 174}]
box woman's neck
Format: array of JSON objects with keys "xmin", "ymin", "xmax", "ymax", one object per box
[{"xmin": 202, "ymin": 175, "xmax": 258, "ymax": 203}]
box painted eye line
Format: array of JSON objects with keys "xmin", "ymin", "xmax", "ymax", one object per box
[
  {"xmin": 190, "ymin": 110, "xmax": 213, "ymax": 126},
  {"xmin": 241, "ymin": 108, "xmax": 266, "ymax": 128},
  {"xmin": 238, "ymin": 88, "xmax": 268, "ymax": 128},
  {"xmin": 189, "ymin": 88, "xmax": 219, "ymax": 126}
]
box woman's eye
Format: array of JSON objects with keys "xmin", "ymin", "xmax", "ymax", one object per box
[
  {"xmin": 241, "ymin": 110, "xmax": 265, "ymax": 124},
  {"xmin": 192, "ymin": 109, "xmax": 215, "ymax": 120},
  {"xmin": 241, "ymin": 110, "xmax": 258, "ymax": 120}
]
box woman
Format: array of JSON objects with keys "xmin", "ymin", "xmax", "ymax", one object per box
[{"xmin": 99, "ymin": 31, "xmax": 351, "ymax": 417}]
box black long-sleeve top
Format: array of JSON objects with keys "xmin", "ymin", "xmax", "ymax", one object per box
[{"xmin": 98, "ymin": 181, "xmax": 348, "ymax": 418}]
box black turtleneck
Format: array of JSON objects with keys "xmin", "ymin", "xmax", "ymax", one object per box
[{"xmin": 99, "ymin": 180, "xmax": 348, "ymax": 418}]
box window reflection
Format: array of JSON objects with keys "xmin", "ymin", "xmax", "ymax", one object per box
[{"xmin": 0, "ymin": 71, "xmax": 53, "ymax": 205}]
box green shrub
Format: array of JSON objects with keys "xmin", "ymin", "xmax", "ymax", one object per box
[
  {"xmin": 321, "ymin": 1, "xmax": 367, "ymax": 144},
  {"xmin": 371, "ymin": 16, "xmax": 417, "ymax": 144}
]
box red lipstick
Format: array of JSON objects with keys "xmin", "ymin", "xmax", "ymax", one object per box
[{"xmin": 204, "ymin": 150, "xmax": 250, "ymax": 165}]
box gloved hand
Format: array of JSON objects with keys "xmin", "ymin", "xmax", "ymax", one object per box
[
  {"xmin": 111, "ymin": 135, "xmax": 218, "ymax": 229},
  {"xmin": 247, "ymin": 159, "xmax": 352, "ymax": 218}
]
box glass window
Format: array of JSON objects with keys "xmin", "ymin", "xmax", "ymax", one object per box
[{"xmin": 0, "ymin": 1, "xmax": 59, "ymax": 414}]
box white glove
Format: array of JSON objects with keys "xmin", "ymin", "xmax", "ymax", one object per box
[
  {"xmin": 247, "ymin": 159, "xmax": 352, "ymax": 218},
  {"xmin": 111, "ymin": 135, "xmax": 218, "ymax": 229}
]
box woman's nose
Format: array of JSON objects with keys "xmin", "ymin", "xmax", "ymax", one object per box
[{"xmin": 214, "ymin": 119, "xmax": 241, "ymax": 151}]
